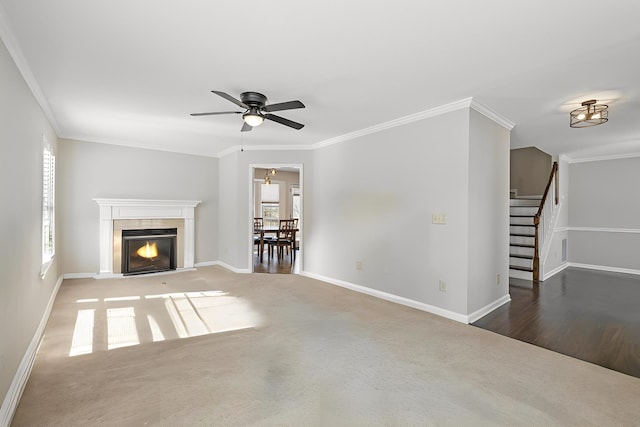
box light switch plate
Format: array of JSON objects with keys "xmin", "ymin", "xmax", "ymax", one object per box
[{"xmin": 432, "ymin": 213, "xmax": 446, "ymax": 224}]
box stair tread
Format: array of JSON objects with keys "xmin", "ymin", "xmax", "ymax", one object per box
[
  {"xmin": 510, "ymin": 265, "xmax": 534, "ymax": 272},
  {"xmin": 510, "ymin": 254, "xmax": 534, "ymax": 259},
  {"xmin": 510, "ymin": 233, "xmax": 535, "ymax": 237},
  {"xmin": 510, "ymin": 243, "xmax": 535, "ymax": 248}
]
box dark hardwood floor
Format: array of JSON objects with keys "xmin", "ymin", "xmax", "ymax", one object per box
[
  {"xmin": 473, "ymin": 267, "xmax": 640, "ymax": 378},
  {"xmin": 253, "ymin": 248, "xmax": 299, "ymax": 274}
]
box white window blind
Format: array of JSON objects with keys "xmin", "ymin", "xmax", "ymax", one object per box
[
  {"xmin": 261, "ymin": 183, "xmax": 279, "ymax": 203},
  {"xmin": 42, "ymin": 144, "xmax": 55, "ymax": 276},
  {"xmin": 260, "ymin": 183, "xmax": 280, "ymax": 227}
]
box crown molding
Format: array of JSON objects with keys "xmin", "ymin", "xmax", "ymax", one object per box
[
  {"xmin": 469, "ymin": 98, "xmax": 515, "ymax": 130},
  {"xmin": 310, "ymin": 97, "xmax": 514, "ymax": 151},
  {"xmin": 61, "ymin": 134, "xmax": 223, "ymax": 158},
  {"xmin": 0, "ymin": 4, "xmax": 61, "ymax": 135},
  {"xmin": 312, "ymin": 98, "xmax": 475, "ymax": 150}
]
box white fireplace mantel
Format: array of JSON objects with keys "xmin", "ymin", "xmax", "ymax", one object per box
[{"xmin": 94, "ymin": 198, "xmax": 201, "ymax": 277}]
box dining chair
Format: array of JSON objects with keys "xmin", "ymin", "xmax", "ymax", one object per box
[
  {"xmin": 268, "ymin": 219, "xmax": 296, "ymax": 260},
  {"xmin": 253, "ymin": 217, "xmax": 264, "ymax": 254}
]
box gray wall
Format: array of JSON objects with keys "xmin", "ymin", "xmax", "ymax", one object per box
[
  {"xmin": 568, "ymin": 157, "xmax": 640, "ymax": 271},
  {"xmin": 57, "ymin": 139, "xmax": 219, "ymax": 274},
  {"xmin": 467, "ymin": 109, "xmax": 510, "ymax": 314},
  {"xmin": 306, "ymin": 108, "xmax": 509, "ymax": 318},
  {"xmin": 217, "ymin": 150, "xmax": 313, "ymax": 271},
  {"xmin": 510, "ymin": 147, "xmax": 552, "ymax": 196},
  {"xmin": 0, "ymin": 37, "xmax": 59, "ymax": 409}
]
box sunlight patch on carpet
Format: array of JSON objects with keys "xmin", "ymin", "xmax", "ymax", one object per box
[{"xmin": 69, "ymin": 290, "xmax": 261, "ymax": 356}]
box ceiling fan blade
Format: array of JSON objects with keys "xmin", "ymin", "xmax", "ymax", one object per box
[
  {"xmin": 212, "ymin": 90, "xmax": 249, "ymax": 109},
  {"xmin": 241, "ymin": 122, "xmax": 253, "ymax": 132},
  {"xmin": 262, "ymin": 100, "xmax": 305, "ymax": 113},
  {"xmin": 265, "ymin": 114, "xmax": 305, "ymax": 130},
  {"xmin": 190, "ymin": 111, "xmax": 242, "ymax": 116}
]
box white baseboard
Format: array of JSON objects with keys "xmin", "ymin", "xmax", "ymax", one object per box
[
  {"xmin": 63, "ymin": 272, "xmax": 95, "ymax": 279},
  {"xmin": 194, "ymin": 261, "xmax": 218, "ymax": 267},
  {"xmin": 568, "ymin": 262, "xmax": 640, "ymax": 276},
  {"xmin": 0, "ymin": 275, "xmax": 64, "ymax": 427},
  {"xmin": 300, "ymin": 271, "xmax": 471, "ymax": 324},
  {"xmin": 467, "ymin": 294, "xmax": 511, "ymax": 324},
  {"xmin": 196, "ymin": 260, "xmax": 250, "ymax": 274},
  {"xmin": 542, "ymin": 262, "xmax": 570, "ymax": 281}
]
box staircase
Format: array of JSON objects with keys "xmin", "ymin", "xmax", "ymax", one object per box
[
  {"xmin": 509, "ymin": 197, "xmax": 541, "ymax": 280},
  {"xmin": 509, "ymin": 161, "xmax": 559, "ymax": 282}
]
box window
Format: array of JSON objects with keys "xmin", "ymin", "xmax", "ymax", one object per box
[
  {"xmin": 261, "ymin": 183, "xmax": 279, "ymax": 227},
  {"xmin": 41, "ymin": 143, "xmax": 55, "ymax": 277},
  {"xmin": 291, "ymin": 186, "xmax": 301, "ymax": 219}
]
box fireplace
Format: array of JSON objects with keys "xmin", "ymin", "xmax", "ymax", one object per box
[
  {"xmin": 122, "ymin": 228, "xmax": 177, "ymax": 275},
  {"xmin": 94, "ymin": 199, "xmax": 200, "ymax": 277}
]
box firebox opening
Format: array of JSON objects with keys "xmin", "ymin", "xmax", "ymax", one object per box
[{"xmin": 122, "ymin": 228, "xmax": 177, "ymax": 276}]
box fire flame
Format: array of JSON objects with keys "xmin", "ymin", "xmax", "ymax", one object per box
[{"xmin": 136, "ymin": 241, "xmax": 158, "ymax": 259}]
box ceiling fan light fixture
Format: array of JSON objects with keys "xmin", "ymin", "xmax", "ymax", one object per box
[
  {"xmin": 243, "ymin": 108, "xmax": 264, "ymax": 127},
  {"xmin": 570, "ymin": 99, "xmax": 608, "ymax": 128},
  {"xmin": 192, "ymin": 91, "xmax": 305, "ymax": 131}
]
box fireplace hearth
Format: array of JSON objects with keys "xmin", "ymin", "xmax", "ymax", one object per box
[{"xmin": 122, "ymin": 228, "xmax": 177, "ymax": 275}]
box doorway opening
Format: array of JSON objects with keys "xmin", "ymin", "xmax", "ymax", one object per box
[{"xmin": 250, "ymin": 165, "xmax": 302, "ymax": 274}]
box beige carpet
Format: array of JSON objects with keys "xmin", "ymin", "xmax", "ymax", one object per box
[{"xmin": 12, "ymin": 266, "xmax": 640, "ymax": 426}]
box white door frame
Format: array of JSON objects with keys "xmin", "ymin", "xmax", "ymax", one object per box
[{"xmin": 248, "ymin": 163, "xmax": 303, "ymax": 272}]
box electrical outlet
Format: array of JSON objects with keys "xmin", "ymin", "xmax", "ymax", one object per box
[
  {"xmin": 439, "ymin": 280, "xmax": 447, "ymax": 292},
  {"xmin": 496, "ymin": 274, "xmax": 501, "ymax": 284},
  {"xmin": 356, "ymin": 261, "xmax": 362, "ymax": 271}
]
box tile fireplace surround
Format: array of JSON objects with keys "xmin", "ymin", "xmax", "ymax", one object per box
[{"xmin": 94, "ymin": 199, "xmax": 200, "ymax": 278}]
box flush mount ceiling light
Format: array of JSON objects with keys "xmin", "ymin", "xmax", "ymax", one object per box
[{"xmin": 570, "ymin": 99, "xmax": 608, "ymax": 128}]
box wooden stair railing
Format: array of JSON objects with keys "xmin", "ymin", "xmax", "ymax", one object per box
[{"xmin": 532, "ymin": 161, "xmax": 559, "ymax": 281}]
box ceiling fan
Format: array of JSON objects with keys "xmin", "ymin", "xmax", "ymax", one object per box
[{"xmin": 191, "ymin": 91, "xmax": 305, "ymax": 132}]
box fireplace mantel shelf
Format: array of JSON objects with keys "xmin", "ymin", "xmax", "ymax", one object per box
[
  {"xmin": 94, "ymin": 199, "xmax": 201, "ymax": 277},
  {"xmin": 94, "ymin": 198, "xmax": 201, "ymax": 208}
]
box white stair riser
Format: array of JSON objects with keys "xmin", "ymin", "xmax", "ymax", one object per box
[
  {"xmin": 509, "ymin": 269, "xmax": 533, "ymax": 280},
  {"xmin": 510, "ymin": 246, "xmax": 535, "ymax": 257},
  {"xmin": 510, "ymin": 257, "xmax": 532, "ymax": 268},
  {"xmin": 510, "ymin": 225, "xmax": 535, "ymax": 235},
  {"xmin": 510, "ymin": 236, "xmax": 534, "ymax": 246},
  {"xmin": 509, "ymin": 206, "xmax": 538, "ymax": 215},
  {"xmin": 510, "ymin": 198, "xmax": 541, "ymax": 207},
  {"xmin": 510, "ymin": 217, "xmax": 535, "ymax": 226}
]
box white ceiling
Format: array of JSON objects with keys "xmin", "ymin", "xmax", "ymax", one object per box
[{"xmin": 1, "ymin": 0, "xmax": 639, "ymax": 159}]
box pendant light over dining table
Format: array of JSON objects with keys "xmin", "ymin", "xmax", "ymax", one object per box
[
  {"xmin": 264, "ymin": 168, "xmax": 277, "ymax": 185},
  {"xmin": 570, "ymin": 99, "xmax": 608, "ymax": 128}
]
